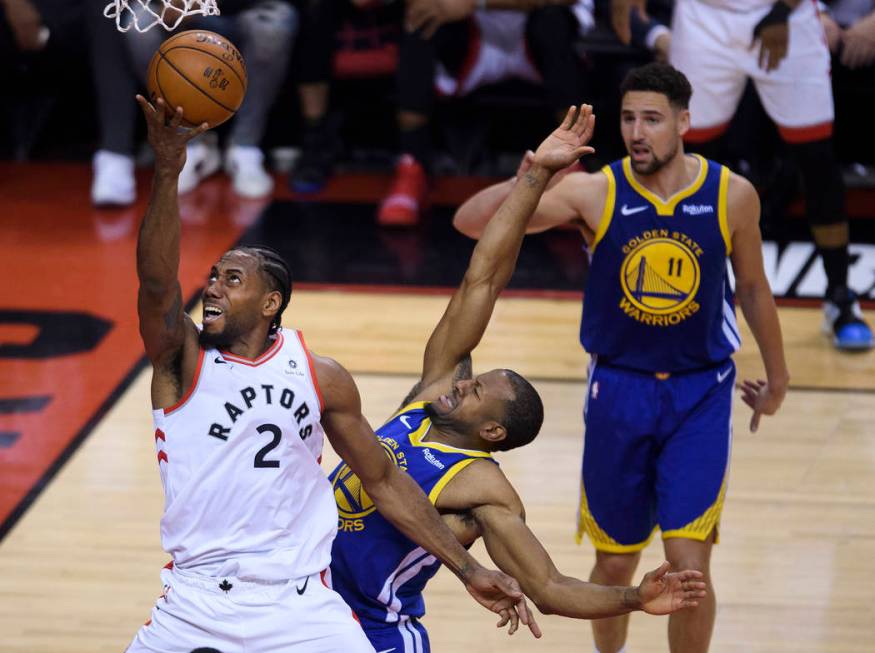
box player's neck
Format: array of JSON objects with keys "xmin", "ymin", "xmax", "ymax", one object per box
[
  {"xmin": 221, "ymin": 328, "xmax": 275, "ymax": 359},
  {"xmin": 425, "ymin": 425, "xmax": 488, "ymax": 452},
  {"xmin": 632, "ymin": 150, "xmax": 696, "ymax": 201}
]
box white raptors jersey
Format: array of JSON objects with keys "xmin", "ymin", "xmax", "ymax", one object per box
[{"xmin": 151, "ymin": 328, "xmax": 338, "ymax": 581}]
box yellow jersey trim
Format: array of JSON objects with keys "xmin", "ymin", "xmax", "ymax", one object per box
[
  {"xmin": 405, "ymin": 405, "xmax": 493, "ymax": 458},
  {"xmin": 621, "ymin": 154, "xmax": 709, "ymax": 217},
  {"xmin": 576, "ymin": 481, "xmax": 657, "ymax": 552},
  {"xmin": 388, "ymin": 401, "xmax": 429, "ymax": 423},
  {"xmin": 590, "ymin": 166, "xmax": 616, "ymax": 253},
  {"xmin": 661, "ymin": 478, "xmax": 727, "ymax": 543},
  {"xmin": 717, "ymin": 165, "xmax": 732, "ymax": 255},
  {"xmin": 428, "ymin": 458, "xmax": 479, "ymax": 504}
]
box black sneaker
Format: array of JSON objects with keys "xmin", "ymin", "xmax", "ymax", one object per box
[
  {"xmin": 289, "ymin": 117, "xmax": 339, "ymax": 194},
  {"xmin": 822, "ymin": 285, "xmax": 873, "ymax": 351}
]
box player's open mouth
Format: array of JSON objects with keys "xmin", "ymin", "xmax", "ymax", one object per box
[
  {"xmin": 631, "ymin": 145, "xmax": 650, "ymax": 160},
  {"xmin": 203, "ymin": 305, "xmax": 224, "ymax": 324},
  {"xmin": 439, "ymin": 394, "xmax": 455, "ymax": 411}
]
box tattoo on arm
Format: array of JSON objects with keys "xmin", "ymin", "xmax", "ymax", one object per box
[
  {"xmin": 522, "ymin": 171, "xmax": 538, "ymax": 188},
  {"xmin": 452, "ymin": 355, "xmax": 473, "ymax": 383},
  {"xmin": 399, "ymin": 381, "xmax": 424, "ymax": 410}
]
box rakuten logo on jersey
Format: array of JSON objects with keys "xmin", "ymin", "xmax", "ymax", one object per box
[{"xmin": 681, "ymin": 204, "xmax": 714, "ymax": 215}]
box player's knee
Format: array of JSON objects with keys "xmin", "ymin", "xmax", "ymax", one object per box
[
  {"xmin": 594, "ymin": 551, "xmax": 640, "ymax": 583},
  {"xmin": 238, "ymin": 0, "xmax": 298, "ymax": 61},
  {"xmin": 787, "ymin": 137, "xmax": 845, "ymax": 225}
]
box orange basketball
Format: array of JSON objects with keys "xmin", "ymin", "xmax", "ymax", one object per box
[{"xmin": 146, "ymin": 30, "xmax": 247, "ymax": 129}]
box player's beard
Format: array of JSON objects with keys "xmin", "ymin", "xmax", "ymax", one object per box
[
  {"xmin": 199, "ymin": 315, "xmax": 245, "ymax": 350},
  {"xmin": 424, "ymin": 401, "xmax": 466, "ymax": 434},
  {"xmin": 631, "ymin": 139, "xmax": 680, "ymax": 175}
]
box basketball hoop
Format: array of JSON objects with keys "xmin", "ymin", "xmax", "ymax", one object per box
[{"xmin": 104, "ymin": 0, "xmax": 220, "ymax": 33}]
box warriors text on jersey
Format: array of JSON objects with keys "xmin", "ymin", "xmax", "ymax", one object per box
[
  {"xmin": 580, "ymin": 155, "xmax": 739, "ymax": 372},
  {"xmin": 329, "ymin": 402, "xmax": 495, "ymax": 627},
  {"xmin": 152, "ymin": 328, "xmax": 336, "ymax": 581}
]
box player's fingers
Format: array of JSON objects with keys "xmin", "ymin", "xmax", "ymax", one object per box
[
  {"xmin": 168, "ymin": 105, "xmax": 184, "ymax": 129},
  {"xmin": 560, "ymin": 105, "xmax": 576, "ymax": 130},
  {"xmin": 508, "ymin": 605, "xmax": 519, "ymax": 635},
  {"xmin": 154, "ymin": 97, "xmax": 169, "ymax": 123},
  {"xmin": 573, "ymin": 104, "xmax": 590, "ymax": 134},
  {"xmin": 187, "ymin": 122, "xmax": 211, "ymax": 141},
  {"xmin": 496, "ymin": 610, "xmax": 510, "ymax": 628},
  {"xmin": 572, "ymin": 146, "xmax": 596, "ymax": 159},
  {"xmin": 679, "ymin": 570, "xmax": 704, "ymax": 580},
  {"xmin": 750, "ymin": 408, "xmax": 762, "ymax": 433},
  {"xmin": 135, "ymin": 94, "xmax": 155, "ymax": 116}
]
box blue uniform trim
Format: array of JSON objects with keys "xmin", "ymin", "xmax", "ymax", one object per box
[{"xmin": 329, "ymin": 403, "xmax": 495, "ymax": 636}]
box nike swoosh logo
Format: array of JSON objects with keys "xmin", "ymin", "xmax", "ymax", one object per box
[
  {"xmin": 296, "ymin": 576, "xmax": 309, "ymax": 595},
  {"xmin": 717, "ymin": 367, "xmax": 733, "ymax": 383},
  {"xmin": 399, "ymin": 415, "xmax": 413, "ymax": 430},
  {"xmin": 376, "ymin": 649, "xmax": 396, "ymax": 653},
  {"xmin": 620, "ymin": 204, "xmax": 648, "ymax": 216},
  {"xmin": 214, "ymin": 357, "xmax": 227, "ymax": 365}
]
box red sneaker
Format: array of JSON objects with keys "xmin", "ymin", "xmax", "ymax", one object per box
[{"xmin": 378, "ymin": 155, "xmax": 427, "ymax": 226}]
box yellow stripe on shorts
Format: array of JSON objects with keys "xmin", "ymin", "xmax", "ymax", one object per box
[
  {"xmin": 576, "ymin": 481, "xmax": 656, "ymax": 553},
  {"xmin": 662, "ymin": 478, "xmax": 727, "ymax": 543}
]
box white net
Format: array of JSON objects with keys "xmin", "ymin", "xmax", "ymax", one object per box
[{"xmin": 104, "ymin": 0, "xmax": 220, "ymax": 33}]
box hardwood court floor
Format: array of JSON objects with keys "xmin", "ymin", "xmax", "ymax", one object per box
[{"xmin": 1, "ymin": 290, "xmax": 873, "ymax": 653}]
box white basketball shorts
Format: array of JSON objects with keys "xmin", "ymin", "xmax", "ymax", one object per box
[
  {"xmin": 125, "ymin": 564, "xmax": 376, "ymax": 653},
  {"xmin": 670, "ymin": 0, "xmax": 834, "ymax": 142}
]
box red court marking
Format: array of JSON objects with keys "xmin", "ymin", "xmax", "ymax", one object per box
[{"xmin": 0, "ymin": 163, "xmax": 266, "ymax": 533}]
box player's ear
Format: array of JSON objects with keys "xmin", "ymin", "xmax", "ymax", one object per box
[
  {"xmin": 677, "ymin": 108, "xmax": 691, "ymax": 137},
  {"xmin": 263, "ymin": 290, "xmax": 282, "ymax": 321},
  {"xmin": 479, "ymin": 421, "xmax": 507, "ymax": 445}
]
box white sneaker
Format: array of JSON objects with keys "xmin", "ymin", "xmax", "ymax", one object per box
[
  {"xmin": 178, "ymin": 136, "xmax": 222, "ymax": 195},
  {"xmin": 91, "ymin": 150, "xmax": 136, "ymax": 207},
  {"xmin": 225, "ymin": 145, "xmax": 275, "ymax": 199}
]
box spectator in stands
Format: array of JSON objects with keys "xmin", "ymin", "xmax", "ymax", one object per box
[
  {"xmin": 379, "ymin": 0, "xmax": 592, "ymax": 226},
  {"xmin": 600, "ymin": 0, "xmax": 672, "ymax": 60},
  {"xmin": 89, "ymin": 0, "xmax": 297, "ymax": 206},
  {"xmin": 289, "ymin": 0, "xmax": 593, "ymax": 227},
  {"xmin": 820, "ymin": 1, "xmax": 875, "ymax": 183}
]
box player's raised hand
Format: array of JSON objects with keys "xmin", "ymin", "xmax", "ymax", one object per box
[
  {"xmin": 135, "ymin": 95, "xmax": 209, "ymax": 177},
  {"xmin": 531, "ymin": 105, "xmax": 595, "ymax": 172},
  {"xmin": 637, "ymin": 561, "xmax": 707, "ymax": 615},
  {"xmin": 464, "ymin": 567, "xmax": 542, "ymax": 638},
  {"xmin": 740, "ymin": 378, "xmax": 786, "ymax": 433}
]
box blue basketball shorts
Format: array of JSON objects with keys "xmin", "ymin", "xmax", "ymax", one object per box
[
  {"xmin": 577, "ymin": 359, "xmax": 735, "ymax": 552},
  {"xmin": 363, "ymin": 615, "xmax": 430, "ymax": 653}
]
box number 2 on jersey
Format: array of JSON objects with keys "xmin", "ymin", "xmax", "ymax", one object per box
[{"xmin": 254, "ymin": 423, "xmax": 282, "ymax": 468}]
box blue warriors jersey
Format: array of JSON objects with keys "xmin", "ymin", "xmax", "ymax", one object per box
[
  {"xmin": 328, "ymin": 402, "xmax": 495, "ymax": 627},
  {"xmin": 580, "ymin": 155, "xmax": 740, "ymax": 372}
]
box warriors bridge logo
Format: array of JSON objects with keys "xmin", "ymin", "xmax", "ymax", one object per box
[
  {"xmin": 333, "ymin": 438, "xmax": 407, "ymax": 530},
  {"xmin": 619, "ymin": 231, "xmax": 702, "ymax": 326}
]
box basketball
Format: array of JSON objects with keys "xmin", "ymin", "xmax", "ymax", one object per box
[{"xmin": 146, "ymin": 30, "xmax": 247, "ymax": 129}]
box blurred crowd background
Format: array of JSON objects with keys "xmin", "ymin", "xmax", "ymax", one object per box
[{"xmin": 1, "ymin": 0, "xmax": 874, "ymax": 229}]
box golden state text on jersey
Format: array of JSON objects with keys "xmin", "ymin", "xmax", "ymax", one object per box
[
  {"xmin": 328, "ymin": 402, "xmax": 495, "ymax": 628},
  {"xmin": 580, "ymin": 156, "xmax": 740, "ymax": 372}
]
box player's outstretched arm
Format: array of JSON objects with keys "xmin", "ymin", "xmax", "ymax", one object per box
[
  {"xmin": 313, "ymin": 353, "xmax": 538, "ymax": 635},
  {"xmin": 439, "ymin": 462, "xmax": 706, "ymax": 619},
  {"xmin": 453, "ymin": 149, "xmax": 591, "ymax": 239},
  {"xmin": 419, "ymin": 106, "xmax": 595, "ymax": 388},
  {"xmin": 727, "ymin": 174, "xmax": 790, "ymax": 432},
  {"xmin": 135, "ymin": 96, "xmax": 209, "ymax": 373}
]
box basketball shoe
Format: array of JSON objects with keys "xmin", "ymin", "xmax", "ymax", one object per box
[
  {"xmin": 178, "ymin": 134, "xmax": 222, "ymax": 195},
  {"xmin": 225, "ymin": 145, "xmax": 275, "ymax": 198},
  {"xmin": 378, "ymin": 155, "xmax": 427, "ymax": 226},
  {"xmin": 822, "ymin": 285, "xmax": 874, "ymax": 350},
  {"xmin": 91, "ymin": 150, "xmax": 136, "ymax": 207}
]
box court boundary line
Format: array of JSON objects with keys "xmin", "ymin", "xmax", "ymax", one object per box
[{"xmin": 0, "ymin": 290, "xmax": 203, "ymax": 543}]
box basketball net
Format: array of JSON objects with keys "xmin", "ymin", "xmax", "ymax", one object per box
[{"xmin": 104, "ymin": 0, "xmax": 220, "ymax": 33}]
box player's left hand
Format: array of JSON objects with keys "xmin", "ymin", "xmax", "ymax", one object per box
[
  {"xmin": 751, "ymin": 1, "xmax": 791, "ymax": 71},
  {"xmin": 740, "ymin": 378, "xmax": 786, "ymax": 432},
  {"xmin": 637, "ymin": 561, "xmax": 707, "ymax": 615},
  {"xmin": 464, "ymin": 566, "xmax": 542, "ymax": 638},
  {"xmin": 531, "ymin": 104, "xmax": 596, "ymax": 173}
]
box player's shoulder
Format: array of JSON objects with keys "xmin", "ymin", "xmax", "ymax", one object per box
[
  {"xmin": 723, "ymin": 168, "xmax": 760, "ymax": 232},
  {"xmin": 434, "ymin": 457, "xmax": 523, "ymax": 516}
]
